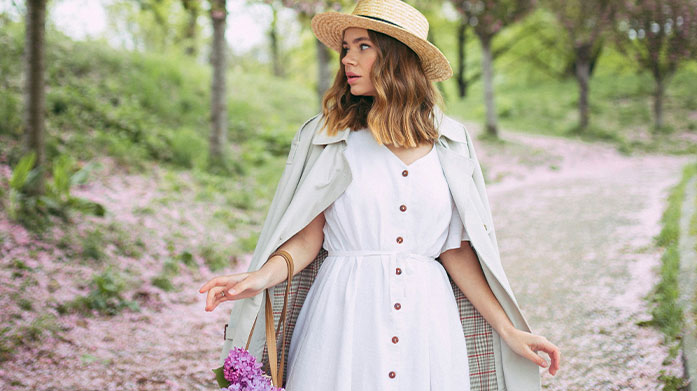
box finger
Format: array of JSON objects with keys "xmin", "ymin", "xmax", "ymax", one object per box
[
  {"xmin": 206, "ymin": 287, "xmax": 226, "ymax": 311},
  {"xmin": 532, "ymin": 339, "xmax": 561, "ymax": 375},
  {"xmin": 523, "ymin": 345, "xmax": 548, "ymax": 368},
  {"xmin": 210, "ymin": 287, "xmax": 234, "ymax": 311},
  {"xmin": 199, "ymin": 276, "xmax": 223, "ymax": 293},
  {"xmin": 546, "ymin": 344, "xmax": 561, "ymax": 375}
]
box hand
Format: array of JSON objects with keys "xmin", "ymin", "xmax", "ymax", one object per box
[
  {"xmin": 198, "ymin": 271, "xmax": 269, "ymax": 312},
  {"xmin": 502, "ymin": 328, "xmax": 561, "ymax": 375}
]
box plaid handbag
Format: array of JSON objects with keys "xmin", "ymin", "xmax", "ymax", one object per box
[{"xmin": 260, "ymin": 247, "xmax": 499, "ymax": 390}]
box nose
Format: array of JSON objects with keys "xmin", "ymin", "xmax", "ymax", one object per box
[{"xmin": 342, "ymin": 51, "xmax": 356, "ymax": 67}]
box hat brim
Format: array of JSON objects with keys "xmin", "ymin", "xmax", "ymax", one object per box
[{"xmin": 311, "ymin": 12, "xmax": 453, "ymax": 82}]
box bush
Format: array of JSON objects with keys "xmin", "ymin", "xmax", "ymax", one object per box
[
  {"xmin": 5, "ymin": 152, "xmax": 106, "ymax": 232},
  {"xmin": 64, "ymin": 266, "xmax": 139, "ymax": 316}
]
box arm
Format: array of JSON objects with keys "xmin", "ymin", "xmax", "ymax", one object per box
[
  {"xmin": 256, "ymin": 211, "xmax": 326, "ymax": 289},
  {"xmin": 440, "ymin": 241, "xmax": 561, "ymax": 376},
  {"xmin": 200, "ymin": 211, "xmax": 326, "ymax": 311}
]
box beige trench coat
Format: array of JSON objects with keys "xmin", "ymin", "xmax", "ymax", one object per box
[{"xmin": 218, "ymin": 106, "xmax": 541, "ymax": 391}]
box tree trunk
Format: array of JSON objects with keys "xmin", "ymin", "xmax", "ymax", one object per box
[
  {"xmin": 269, "ymin": 5, "xmax": 284, "ymax": 77},
  {"xmin": 209, "ymin": 0, "xmax": 227, "ymax": 167},
  {"xmin": 316, "ymin": 38, "xmax": 330, "ymax": 109},
  {"xmin": 653, "ymin": 76, "xmax": 665, "ymax": 132},
  {"xmin": 480, "ymin": 36, "xmax": 498, "ymax": 138},
  {"xmin": 457, "ymin": 18, "xmax": 468, "ymax": 98},
  {"xmin": 575, "ymin": 45, "xmax": 591, "ymax": 132},
  {"xmin": 23, "ymin": 0, "xmax": 47, "ymax": 195}
]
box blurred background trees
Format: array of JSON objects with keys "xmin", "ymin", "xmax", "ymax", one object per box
[
  {"xmin": 2, "ymin": 0, "xmax": 697, "ymax": 229},
  {"xmin": 450, "ymin": 0, "xmax": 537, "ymax": 138},
  {"xmin": 615, "ymin": 0, "xmax": 697, "ymax": 132},
  {"xmin": 543, "ymin": 0, "xmax": 617, "ymax": 132}
]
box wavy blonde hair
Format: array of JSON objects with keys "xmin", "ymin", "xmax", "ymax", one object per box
[{"xmin": 319, "ymin": 29, "xmax": 446, "ymax": 148}]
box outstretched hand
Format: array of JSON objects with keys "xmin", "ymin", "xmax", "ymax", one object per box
[
  {"xmin": 503, "ymin": 328, "xmax": 561, "ymax": 375},
  {"xmin": 198, "ymin": 272, "xmax": 268, "ymax": 312}
]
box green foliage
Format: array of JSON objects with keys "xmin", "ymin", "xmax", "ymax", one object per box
[
  {"xmin": 6, "ymin": 152, "xmax": 46, "ymax": 231},
  {"xmin": 213, "ymin": 365, "xmax": 229, "ymax": 388},
  {"xmin": 151, "ymin": 274, "xmax": 174, "ymax": 292},
  {"xmin": 650, "ymin": 245, "xmax": 683, "ymax": 339},
  {"xmin": 238, "ymin": 231, "xmax": 260, "ymax": 253},
  {"xmin": 644, "ymin": 163, "xmax": 697, "ymax": 354},
  {"xmin": 152, "ymin": 251, "xmax": 197, "ymax": 292},
  {"xmin": 4, "ymin": 151, "xmax": 106, "ymax": 232},
  {"xmin": 658, "ymin": 370, "xmax": 689, "ymax": 391},
  {"xmin": 199, "ymin": 241, "xmax": 230, "ymax": 272},
  {"xmin": 65, "ymin": 266, "xmax": 140, "ymax": 316},
  {"xmin": 170, "ymin": 127, "xmax": 208, "ymax": 169},
  {"xmin": 0, "ymin": 314, "xmax": 61, "ymax": 363},
  {"xmin": 151, "ymin": 258, "xmax": 179, "ymax": 291},
  {"xmin": 178, "ymin": 250, "xmax": 196, "ymax": 268},
  {"xmin": 80, "ymin": 228, "xmax": 106, "ymax": 262}
]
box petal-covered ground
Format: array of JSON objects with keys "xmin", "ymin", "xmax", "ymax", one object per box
[{"xmin": 0, "ymin": 124, "xmax": 691, "ymax": 390}]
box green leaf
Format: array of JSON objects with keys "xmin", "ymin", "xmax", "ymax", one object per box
[
  {"xmin": 69, "ymin": 197, "xmax": 106, "ymax": 216},
  {"xmin": 70, "ymin": 161, "xmax": 100, "ymax": 186},
  {"xmin": 212, "ymin": 365, "xmax": 230, "ymax": 388},
  {"xmin": 9, "ymin": 152, "xmax": 37, "ymax": 190},
  {"xmin": 50, "ymin": 154, "xmax": 74, "ymax": 199}
]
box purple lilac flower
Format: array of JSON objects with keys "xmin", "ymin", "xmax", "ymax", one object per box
[
  {"xmin": 223, "ymin": 347, "xmax": 264, "ymax": 384},
  {"xmin": 222, "ymin": 347, "xmax": 285, "ymax": 391}
]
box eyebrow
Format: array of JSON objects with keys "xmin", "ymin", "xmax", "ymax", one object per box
[{"xmin": 341, "ymin": 37, "xmax": 371, "ymax": 45}]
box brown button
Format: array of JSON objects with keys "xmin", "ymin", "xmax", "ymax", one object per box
[
  {"xmin": 395, "ymin": 267, "xmax": 402, "ymax": 275},
  {"xmin": 399, "ymin": 204, "xmax": 407, "ymax": 212},
  {"xmin": 396, "ymin": 236, "xmax": 403, "ymax": 244},
  {"xmin": 401, "ymin": 169, "xmax": 408, "ymax": 177},
  {"xmin": 388, "ymin": 371, "xmax": 396, "ymax": 378},
  {"xmin": 392, "ymin": 336, "xmax": 399, "ymax": 344},
  {"xmin": 394, "ymin": 302, "xmax": 401, "ymax": 310}
]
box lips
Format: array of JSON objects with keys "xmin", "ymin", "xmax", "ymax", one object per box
[{"xmin": 346, "ymin": 72, "xmax": 361, "ymax": 85}]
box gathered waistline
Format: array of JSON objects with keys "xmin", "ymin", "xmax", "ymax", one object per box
[{"xmin": 326, "ymin": 250, "xmax": 436, "ymax": 263}]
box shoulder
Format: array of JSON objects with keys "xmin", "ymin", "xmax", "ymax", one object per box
[
  {"xmin": 437, "ymin": 113, "xmax": 474, "ymax": 160},
  {"xmin": 438, "ymin": 113, "xmax": 470, "ymax": 146},
  {"xmin": 293, "ymin": 112, "xmax": 324, "ymax": 142}
]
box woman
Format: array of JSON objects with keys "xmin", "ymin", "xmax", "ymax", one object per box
[{"xmin": 200, "ymin": 0, "xmax": 560, "ymax": 390}]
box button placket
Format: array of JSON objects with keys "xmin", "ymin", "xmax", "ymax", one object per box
[
  {"xmin": 395, "ymin": 165, "xmax": 410, "ymax": 249},
  {"xmin": 388, "ymin": 252, "xmax": 404, "ymax": 388},
  {"xmin": 388, "ymin": 162, "xmax": 410, "ymax": 388}
]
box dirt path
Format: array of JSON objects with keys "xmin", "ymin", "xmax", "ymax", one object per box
[
  {"xmin": 465, "ymin": 123, "xmax": 693, "ymax": 390},
  {"xmin": 1, "ymin": 124, "xmax": 692, "ymax": 390}
]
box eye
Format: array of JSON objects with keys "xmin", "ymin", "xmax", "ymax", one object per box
[{"xmin": 342, "ymin": 43, "xmax": 371, "ymax": 52}]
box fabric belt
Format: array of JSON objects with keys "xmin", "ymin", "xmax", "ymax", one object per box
[{"xmin": 326, "ymin": 249, "xmax": 436, "ymax": 263}]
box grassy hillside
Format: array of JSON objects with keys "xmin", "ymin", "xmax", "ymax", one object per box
[{"xmin": 0, "ymin": 21, "xmax": 317, "ymax": 176}]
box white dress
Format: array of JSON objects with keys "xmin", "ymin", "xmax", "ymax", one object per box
[{"xmin": 285, "ymin": 128, "xmax": 471, "ymax": 391}]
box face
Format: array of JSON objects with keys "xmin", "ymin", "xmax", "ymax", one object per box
[{"xmin": 341, "ymin": 27, "xmax": 378, "ymax": 97}]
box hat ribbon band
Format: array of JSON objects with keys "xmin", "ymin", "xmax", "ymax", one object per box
[{"xmin": 356, "ymin": 14, "xmax": 404, "ymax": 29}]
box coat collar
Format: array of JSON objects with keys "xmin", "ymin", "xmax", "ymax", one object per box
[{"xmin": 311, "ymin": 106, "xmax": 467, "ymax": 145}]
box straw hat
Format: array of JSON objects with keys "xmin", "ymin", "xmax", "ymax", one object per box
[{"xmin": 310, "ymin": 0, "xmax": 453, "ymax": 82}]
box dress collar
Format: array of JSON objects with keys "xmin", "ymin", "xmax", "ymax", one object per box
[{"xmin": 311, "ymin": 105, "xmax": 467, "ymax": 145}]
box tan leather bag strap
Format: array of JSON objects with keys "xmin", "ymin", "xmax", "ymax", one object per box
[{"xmin": 244, "ymin": 249, "xmax": 294, "ymax": 387}]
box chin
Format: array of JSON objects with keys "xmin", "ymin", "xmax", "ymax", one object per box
[{"xmin": 350, "ymin": 88, "xmax": 373, "ymax": 97}]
